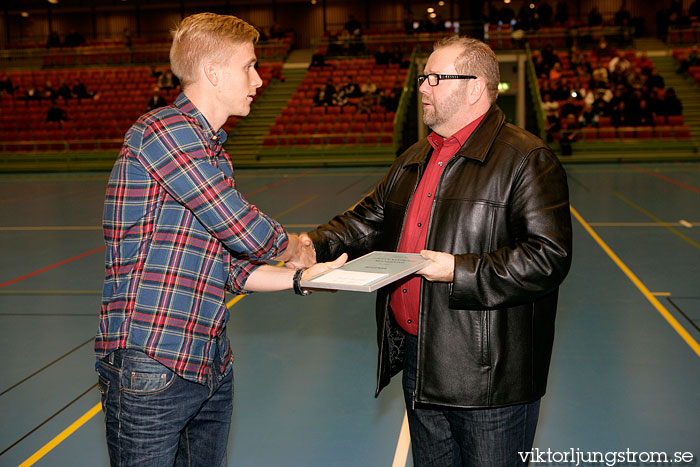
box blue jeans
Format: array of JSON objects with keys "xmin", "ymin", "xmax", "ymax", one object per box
[
  {"xmin": 402, "ymin": 333, "xmax": 540, "ymax": 467},
  {"xmin": 97, "ymin": 349, "xmax": 233, "ymax": 467}
]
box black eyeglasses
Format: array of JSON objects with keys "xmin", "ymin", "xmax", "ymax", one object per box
[{"xmin": 417, "ymin": 73, "xmax": 477, "ymax": 87}]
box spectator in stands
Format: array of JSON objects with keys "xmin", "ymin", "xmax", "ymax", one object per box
[
  {"xmin": 19, "ymin": 84, "xmax": 42, "ymax": 105},
  {"xmin": 578, "ymin": 102, "xmax": 600, "ymax": 127},
  {"xmin": 42, "ymin": 80, "xmax": 58, "ymax": 104},
  {"xmin": 57, "ymin": 80, "xmax": 72, "ymax": 103},
  {"xmin": 555, "ymin": 1, "xmax": 569, "ymax": 25},
  {"xmin": 72, "ymin": 79, "xmax": 96, "ymax": 103},
  {"xmin": 637, "ymin": 99, "xmax": 654, "ymax": 126},
  {"xmin": 635, "ymin": 52, "xmax": 654, "ymax": 76},
  {"xmin": 593, "ymin": 37, "xmax": 614, "ymax": 61},
  {"xmin": 312, "ymin": 87, "xmax": 329, "ymax": 106},
  {"xmin": 151, "ymin": 66, "xmax": 163, "ymax": 79},
  {"xmin": 158, "ymin": 70, "xmax": 177, "ymax": 90},
  {"xmin": 46, "ymin": 31, "xmax": 62, "ymax": 49},
  {"xmin": 309, "ymin": 52, "xmax": 326, "ymax": 68},
  {"xmin": 374, "ymin": 46, "xmax": 391, "ymax": 66},
  {"xmin": 662, "ymin": 87, "xmax": 683, "ymax": 116},
  {"xmin": 536, "ymin": 0, "xmax": 554, "ymax": 27},
  {"xmin": 340, "ymin": 76, "xmax": 362, "ymax": 98},
  {"xmin": 383, "ymin": 87, "xmax": 401, "ymax": 112},
  {"xmin": 344, "ymin": 15, "xmax": 362, "ymax": 37},
  {"xmin": 541, "ymin": 92, "xmax": 559, "ymax": 117},
  {"xmin": 645, "ymin": 69, "xmax": 665, "ymax": 91},
  {"xmin": 146, "ymin": 87, "xmax": 168, "ymax": 111},
  {"xmin": 591, "ymin": 67, "xmax": 609, "ymax": 89},
  {"xmin": 593, "ymin": 89, "xmax": 613, "ymax": 116},
  {"xmin": 46, "ymin": 105, "xmax": 68, "ymax": 128},
  {"xmin": 614, "ymin": 3, "xmax": 631, "ymax": 27},
  {"xmin": 677, "ymin": 45, "xmax": 700, "ymax": 73},
  {"xmin": 559, "ymin": 94, "xmax": 581, "ymax": 118},
  {"xmin": 610, "ymin": 100, "xmax": 634, "ymax": 127},
  {"xmin": 559, "ymin": 113, "xmax": 580, "ymax": 155},
  {"xmin": 690, "ymin": 0, "xmax": 700, "ymax": 21},
  {"xmin": 647, "ymin": 88, "xmax": 665, "ymax": 117},
  {"xmin": 0, "ymin": 75, "xmax": 14, "ymax": 95},
  {"xmin": 549, "ymin": 62, "xmax": 563, "ymax": 81},
  {"xmin": 541, "ymin": 43, "xmax": 560, "ymax": 72},
  {"xmin": 588, "ymin": 7, "xmax": 603, "ymax": 26},
  {"xmin": 64, "ymin": 30, "xmax": 85, "ymax": 47},
  {"xmin": 320, "ymin": 78, "xmax": 335, "ymax": 104},
  {"xmin": 123, "ymin": 28, "xmax": 132, "ymax": 48},
  {"xmin": 361, "ymin": 79, "xmax": 377, "ymax": 95},
  {"xmin": 358, "ymin": 91, "xmax": 376, "ymax": 114}
]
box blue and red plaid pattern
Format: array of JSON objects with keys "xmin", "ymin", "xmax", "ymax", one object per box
[{"xmin": 96, "ymin": 93, "xmax": 288, "ymax": 383}]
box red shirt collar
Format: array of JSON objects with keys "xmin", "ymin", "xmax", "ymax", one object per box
[{"xmin": 427, "ymin": 112, "xmax": 487, "ymax": 154}]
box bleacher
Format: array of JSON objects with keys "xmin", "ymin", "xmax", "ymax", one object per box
[
  {"xmin": 0, "ymin": 63, "xmax": 283, "ymax": 157},
  {"xmin": 260, "ymin": 58, "xmax": 406, "ymax": 149},
  {"xmin": 534, "ymin": 48, "xmax": 691, "ymax": 144}
]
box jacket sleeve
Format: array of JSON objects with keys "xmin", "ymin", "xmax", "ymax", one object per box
[
  {"xmin": 306, "ymin": 164, "xmax": 399, "ymax": 262},
  {"xmin": 450, "ymin": 148, "xmax": 572, "ymax": 310}
]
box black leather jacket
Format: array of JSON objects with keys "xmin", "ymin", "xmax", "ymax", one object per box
[{"xmin": 308, "ymin": 105, "xmax": 572, "ymax": 408}]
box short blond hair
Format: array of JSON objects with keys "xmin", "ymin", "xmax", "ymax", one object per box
[
  {"xmin": 434, "ymin": 36, "xmax": 500, "ymax": 103},
  {"xmin": 170, "ymin": 13, "xmax": 260, "ymax": 88}
]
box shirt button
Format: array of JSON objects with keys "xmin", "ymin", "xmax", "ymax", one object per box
[
  {"xmin": 407, "ymin": 319, "xmax": 412, "ymax": 324},
  {"xmin": 438, "ymin": 161, "xmax": 443, "ymax": 166},
  {"xmin": 427, "ymin": 193, "xmax": 432, "ymax": 197},
  {"xmin": 403, "ymin": 289, "xmax": 408, "ymax": 293},
  {"xmin": 417, "ymin": 222, "xmax": 422, "ymax": 227}
]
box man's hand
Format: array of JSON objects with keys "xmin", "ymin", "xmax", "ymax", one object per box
[
  {"xmin": 302, "ymin": 253, "xmax": 347, "ymax": 281},
  {"xmin": 279, "ymin": 233, "xmax": 316, "ymax": 269},
  {"xmin": 417, "ymin": 249, "xmax": 454, "ymax": 282}
]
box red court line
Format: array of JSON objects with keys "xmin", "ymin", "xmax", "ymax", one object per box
[
  {"xmin": 243, "ymin": 167, "xmax": 321, "ymax": 197},
  {"xmin": 1, "ymin": 169, "xmax": 319, "ymax": 290},
  {"xmin": 625, "ymin": 162, "xmax": 700, "ymax": 194},
  {"xmin": 0, "ymin": 246, "xmax": 105, "ymax": 289}
]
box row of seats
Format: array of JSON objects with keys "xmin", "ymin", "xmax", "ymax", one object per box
[
  {"xmin": 261, "ymin": 58, "xmax": 406, "ymax": 149},
  {"xmin": 0, "ymin": 63, "xmax": 282, "ymax": 149}
]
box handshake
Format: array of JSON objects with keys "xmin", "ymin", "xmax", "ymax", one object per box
[
  {"xmin": 279, "ymin": 233, "xmax": 318, "ymax": 269},
  {"xmin": 277, "ymin": 233, "xmax": 455, "ymax": 283}
]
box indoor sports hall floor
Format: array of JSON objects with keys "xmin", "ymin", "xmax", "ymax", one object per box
[{"xmin": 1, "ymin": 162, "xmax": 699, "ymax": 467}]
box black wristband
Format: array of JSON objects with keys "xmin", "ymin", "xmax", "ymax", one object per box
[{"xmin": 293, "ymin": 268, "xmax": 310, "ymax": 296}]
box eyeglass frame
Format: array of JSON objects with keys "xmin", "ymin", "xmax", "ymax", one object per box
[{"xmin": 417, "ymin": 73, "xmax": 477, "ymax": 87}]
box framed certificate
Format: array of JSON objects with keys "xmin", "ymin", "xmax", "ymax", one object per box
[{"xmin": 300, "ymin": 251, "xmax": 430, "ymax": 292}]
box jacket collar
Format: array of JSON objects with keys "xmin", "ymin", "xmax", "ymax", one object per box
[{"xmin": 406, "ymin": 104, "xmax": 505, "ymax": 167}]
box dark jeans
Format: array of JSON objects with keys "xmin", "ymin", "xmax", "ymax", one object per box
[
  {"xmin": 402, "ymin": 333, "xmax": 540, "ymax": 467},
  {"xmin": 97, "ymin": 349, "xmax": 233, "ymax": 467}
]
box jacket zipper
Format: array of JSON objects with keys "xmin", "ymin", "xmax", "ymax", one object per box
[
  {"xmin": 378, "ymin": 159, "xmax": 425, "ymax": 398},
  {"xmin": 413, "ymin": 154, "xmax": 460, "ymax": 407}
]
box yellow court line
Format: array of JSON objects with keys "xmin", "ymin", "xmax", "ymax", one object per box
[
  {"xmin": 18, "ymin": 196, "xmax": 302, "ymax": 465},
  {"xmin": 18, "ymin": 284, "xmax": 255, "ymax": 466},
  {"xmin": 588, "ymin": 222, "xmax": 699, "ymax": 227},
  {"xmin": 652, "ymin": 292, "xmax": 672, "ymax": 296},
  {"xmin": 571, "ymin": 205, "xmax": 700, "ymax": 358},
  {"xmin": 18, "ymin": 403, "xmax": 102, "ymax": 467},
  {"xmin": 613, "ymin": 192, "xmax": 700, "ymax": 251},
  {"xmin": 274, "ymin": 195, "xmax": 320, "ymax": 219}
]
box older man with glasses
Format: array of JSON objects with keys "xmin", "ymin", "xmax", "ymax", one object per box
[{"xmin": 302, "ymin": 36, "xmax": 572, "ymax": 466}]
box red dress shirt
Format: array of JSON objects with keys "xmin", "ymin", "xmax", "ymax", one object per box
[{"xmin": 390, "ymin": 114, "xmax": 486, "ymax": 334}]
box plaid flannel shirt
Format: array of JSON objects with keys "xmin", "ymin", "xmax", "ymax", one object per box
[{"xmin": 96, "ymin": 93, "xmax": 288, "ymax": 383}]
